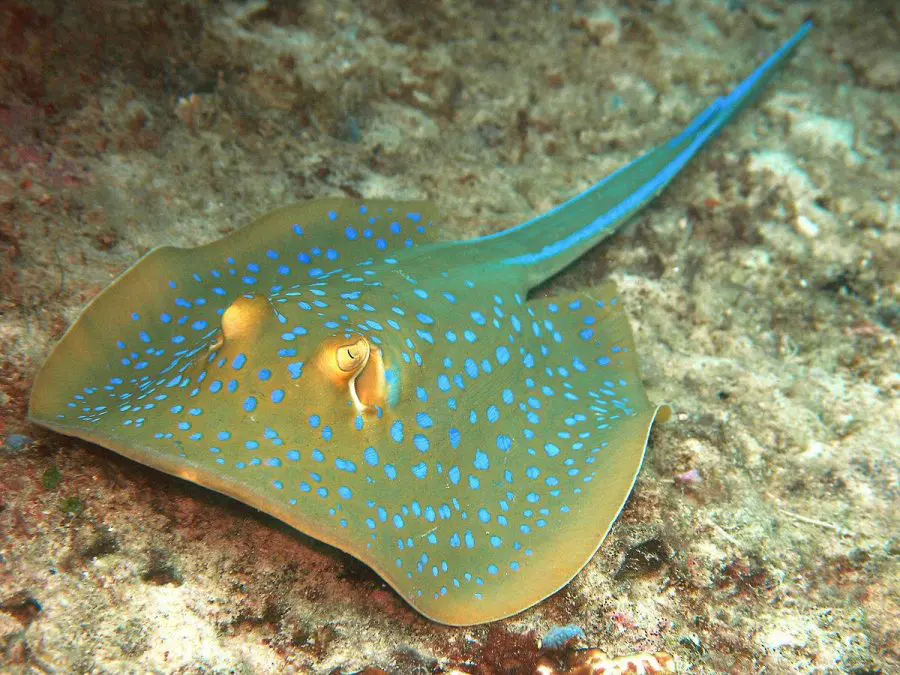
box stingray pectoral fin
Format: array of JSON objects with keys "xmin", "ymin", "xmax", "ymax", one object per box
[
  {"xmin": 370, "ymin": 283, "xmax": 666, "ymax": 625},
  {"xmin": 425, "ymin": 407, "xmax": 666, "ymax": 626},
  {"xmin": 29, "ymin": 245, "xmax": 193, "ymax": 431},
  {"xmin": 204, "ymin": 198, "xmax": 442, "ymax": 294}
]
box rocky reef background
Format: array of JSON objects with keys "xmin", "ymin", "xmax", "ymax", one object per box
[{"xmin": 0, "ymin": 0, "xmax": 897, "ymax": 672}]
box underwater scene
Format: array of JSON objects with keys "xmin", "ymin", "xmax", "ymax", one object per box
[{"xmin": 1, "ymin": 0, "xmax": 897, "ymax": 672}]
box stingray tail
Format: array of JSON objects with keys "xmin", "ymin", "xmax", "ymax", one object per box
[{"xmin": 480, "ymin": 21, "xmax": 812, "ymax": 286}]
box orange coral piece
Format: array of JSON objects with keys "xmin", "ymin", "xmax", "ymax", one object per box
[{"xmin": 537, "ymin": 649, "xmax": 676, "ymax": 675}]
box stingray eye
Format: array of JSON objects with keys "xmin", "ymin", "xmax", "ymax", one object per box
[
  {"xmin": 337, "ymin": 346, "xmax": 361, "ymax": 371},
  {"xmin": 335, "ymin": 338, "xmax": 369, "ymax": 373}
]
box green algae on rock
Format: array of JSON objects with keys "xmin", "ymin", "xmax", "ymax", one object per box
[{"xmin": 28, "ymin": 23, "xmax": 811, "ymax": 625}]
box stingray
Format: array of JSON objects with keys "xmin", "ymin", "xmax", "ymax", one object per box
[{"xmin": 29, "ymin": 23, "xmax": 811, "ymax": 625}]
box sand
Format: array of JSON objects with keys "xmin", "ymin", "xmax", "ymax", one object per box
[{"xmin": 1, "ymin": 0, "xmax": 897, "ymax": 672}]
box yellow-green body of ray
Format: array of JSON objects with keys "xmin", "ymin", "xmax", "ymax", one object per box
[{"xmin": 29, "ymin": 24, "xmax": 811, "ymax": 625}]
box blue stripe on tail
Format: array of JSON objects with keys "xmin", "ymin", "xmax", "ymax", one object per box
[{"xmin": 496, "ymin": 21, "xmax": 812, "ymax": 271}]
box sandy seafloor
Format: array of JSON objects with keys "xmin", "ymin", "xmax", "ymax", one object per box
[{"xmin": 0, "ymin": 0, "xmax": 897, "ymax": 672}]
